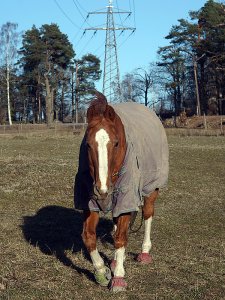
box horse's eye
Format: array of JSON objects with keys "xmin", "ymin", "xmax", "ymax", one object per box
[{"xmin": 115, "ymin": 141, "xmax": 119, "ymax": 148}]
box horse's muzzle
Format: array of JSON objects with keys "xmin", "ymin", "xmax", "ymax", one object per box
[
  {"xmin": 93, "ymin": 185, "xmax": 108, "ymax": 200},
  {"xmin": 93, "ymin": 185, "xmax": 113, "ymax": 212},
  {"xmin": 93, "ymin": 184, "xmax": 113, "ymax": 200}
]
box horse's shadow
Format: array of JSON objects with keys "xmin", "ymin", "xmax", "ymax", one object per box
[{"xmin": 21, "ymin": 205, "xmax": 114, "ymax": 282}]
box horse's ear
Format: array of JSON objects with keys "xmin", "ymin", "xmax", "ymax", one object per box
[
  {"xmin": 104, "ymin": 105, "xmax": 116, "ymax": 122},
  {"xmin": 87, "ymin": 106, "xmax": 93, "ymax": 123},
  {"xmin": 87, "ymin": 105, "xmax": 96, "ymax": 123},
  {"xmin": 87, "ymin": 91, "xmax": 108, "ymax": 123}
]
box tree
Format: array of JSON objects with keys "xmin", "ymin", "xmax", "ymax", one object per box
[
  {"xmin": 164, "ymin": 18, "xmax": 201, "ymax": 115},
  {"xmin": 75, "ymin": 54, "xmax": 101, "ymax": 122},
  {"xmin": 192, "ymin": 0, "xmax": 225, "ymax": 114},
  {"xmin": 0, "ymin": 22, "xmax": 20, "ymax": 125},
  {"xmin": 18, "ymin": 26, "xmax": 44, "ymax": 122},
  {"xmin": 157, "ymin": 45, "xmax": 187, "ymax": 122},
  {"xmin": 19, "ymin": 24, "xmax": 75, "ymax": 125},
  {"xmin": 41, "ymin": 24, "xmax": 74, "ymax": 125},
  {"xmin": 120, "ymin": 72, "xmax": 142, "ymax": 102},
  {"xmin": 133, "ymin": 66, "xmax": 155, "ymax": 107},
  {"xmin": 158, "ymin": 0, "xmax": 225, "ymax": 115}
]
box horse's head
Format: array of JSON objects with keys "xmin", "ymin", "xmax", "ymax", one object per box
[{"xmin": 86, "ymin": 92, "xmax": 126, "ymax": 201}]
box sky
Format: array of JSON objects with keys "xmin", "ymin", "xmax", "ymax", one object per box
[{"xmin": 0, "ymin": 0, "xmax": 207, "ymax": 90}]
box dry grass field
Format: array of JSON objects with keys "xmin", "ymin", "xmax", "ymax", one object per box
[{"xmin": 0, "ymin": 133, "xmax": 224, "ymax": 300}]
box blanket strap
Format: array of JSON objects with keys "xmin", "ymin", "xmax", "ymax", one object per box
[
  {"xmin": 112, "ymin": 166, "xmax": 126, "ymax": 178},
  {"xmin": 129, "ymin": 209, "xmax": 144, "ymax": 233}
]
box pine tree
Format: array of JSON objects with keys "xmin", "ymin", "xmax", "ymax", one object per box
[
  {"xmin": 75, "ymin": 54, "xmax": 101, "ymax": 122},
  {"xmin": 19, "ymin": 24, "xmax": 75, "ymax": 125},
  {"xmin": 159, "ymin": 0, "xmax": 225, "ymax": 115}
]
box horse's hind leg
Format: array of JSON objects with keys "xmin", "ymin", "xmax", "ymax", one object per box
[
  {"xmin": 137, "ymin": 189, "xmax": 159, "ymax": 264},
  {"xmin": 82, "ymin": 211, "xmax": 111, "ymax": 286}
]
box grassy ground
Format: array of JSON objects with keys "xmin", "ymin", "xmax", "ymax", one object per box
[{"xmin": 0, "ymin": 134, "xmax": 224, "ymax": 300}]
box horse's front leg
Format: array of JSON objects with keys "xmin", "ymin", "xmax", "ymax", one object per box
[
  {"xmin": 82, "ymin": 210, "xmax": 111, "ymax": 286},
  {"xmin": 111, "ymin": 213, "xmax": 131, "ymax": 292},
  {"xmin": 137, "ymin": 189, "xmax": 159, "ymax": 263}
]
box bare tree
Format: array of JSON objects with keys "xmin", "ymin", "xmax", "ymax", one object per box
[
  {"xmin": 133, "ymin": 65, "xmax": 155, "ymax": 107},
  {"xmin": 0, "ymin": 22, "xmax": 20, "ymax": 125},
  {"xmin": 121, "ymin": 64, "xmax": 163, "ymax": 108},
  {"xmin": 121, "ymin": 73, "xmax": 142, "ymax": 102}
]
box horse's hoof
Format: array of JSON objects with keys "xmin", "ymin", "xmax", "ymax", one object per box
[
  {"xmin": 110, "ymin": 259, "xmax": 117, "ymax": 273},
  {"xmin": 110, "ymin": 277, "xmax": 127, "ymax": 292},
  {"xmin": 94, "ymin": 266, "xmax": 111, "ymax": 287},
  {"xmin": 136, "ymin": 252, "xmax": 153, "ymax": 264}
]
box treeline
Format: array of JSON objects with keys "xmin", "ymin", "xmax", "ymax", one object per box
[
  {"xmin": 0, "ymin": 23, "xmax": 101, "ymax": 125},
  {"xmin": 120, "ymin": 0, "xmax": 225, "ymax": 118},
  {"xmin": 0, "ymin": 0, "xmax": 225, "ymax": 125}
]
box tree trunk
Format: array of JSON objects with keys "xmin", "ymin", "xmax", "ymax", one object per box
[
  {"xmin": 6, "ymin": 65, "xmax": 12, "ymax": 125},
  {"xmin": 75, "ymin": 92, "xmax": 79, "ymax": 123},
  {"xmin": 194, "ymin": 61, "xmax": 201, "ymax": 116},
  {"xmin": 32, "ymin": 97, "xmax": 36, "ymax": 124},
  {"xmin": 144, "ymin": 76, "xmax": 149, "ymax": 106},
  {"xmin": 144, "ymin": 88, "xmax": 148, "ymax": 106},
  {"xmin": 173, "ymin": 87, "xmax": 178, "ymax": 127},
  {"xmin": 75, "ymin": 63, "xmax": 79, "ymax": 123},
  {"xmin": 38, "ymin": 92, "xmax": 41, "ymax": 123},
  {"xmin": 61, "ymin": 83, "xmax": 65, "ymax": 122},
  {"xmin": 200, "ymin": 61, "xmax": 207, "ymax": 114},
  {"xmin": 71, "ymin": 69, "xmax": 75, "ymax": 122},
  {"xmin": 177, "ymin": 82, "xmax": 182, "ymax": 115},
  {"xmin": 45, "ymin": 75, "xmax": 54, "ymax": 126},
  {"xmin": 37, "ymin": 74, "xmax": 42, "ymax": 123}
]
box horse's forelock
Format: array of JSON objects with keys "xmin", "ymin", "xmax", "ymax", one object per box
[{"xmin": 90, "ymin": 91, "xmax": 108, "ymax": 115}]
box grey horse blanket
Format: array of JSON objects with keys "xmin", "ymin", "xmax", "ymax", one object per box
[{"xmin": 74, "ymin": 102, "xmax": 169, "ymax": 217}]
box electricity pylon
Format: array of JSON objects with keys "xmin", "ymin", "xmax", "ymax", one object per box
[{"xmin": 85, "ymin": 0, "xmax": 135, "ymax": 102}]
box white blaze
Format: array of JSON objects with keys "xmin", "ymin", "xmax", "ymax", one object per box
[{"xmin": 95, "ymin": 128, "xmax": 110, "ymax": 193}]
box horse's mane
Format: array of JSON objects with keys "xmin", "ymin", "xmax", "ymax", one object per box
[{"xmin": 89, "ymin": 91, "xmax": 108, "ymax": 115}]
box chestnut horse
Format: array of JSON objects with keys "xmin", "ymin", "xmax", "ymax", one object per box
[{"xmin": 74, "ymin": 92, "xmax": 169, "ymax": 292}]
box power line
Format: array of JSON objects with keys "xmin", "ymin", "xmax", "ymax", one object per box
[
  {"xmin": 54, "ymin": 0, "xmax": 81, "ymax": 29},
  {"xmin": 118, "ymin": 29, "xmax": 136, "ymax": 49},
  {"xmin": 71, "ymin": 1, "xmax": 92, "ymax": 46},
  {"xmin": 72, "ymin": 0, "xmax": 86, "ymax": 20},
  {"xmin": 77, "ymin": 31, "xmax": 97, "ymax": 57},
  {"xmin": 72, "ymin": 0, "xmax": 92, "ymax": 27},
  {"xmin": 73, "ymin": 0, "xmax": 87, "ymax": 14},
  {"xmin": 72, "ymin": 29, "xmax": 86, "ymax": 46},
  {"xmin": 115, "ymin": 0, "xmax": 124, "ymax": 27},
  {"xmin": 72, "ymin": 16, "xmax": 90, "ymax": 46}
]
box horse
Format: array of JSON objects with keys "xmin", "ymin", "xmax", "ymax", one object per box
[{"xmin": 74, "ymin": 92, "xmax": 169, "ymax": 292}]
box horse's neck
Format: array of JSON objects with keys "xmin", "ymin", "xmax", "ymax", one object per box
[
  {"xmin": 113, "ymin": 114, "xmax": 126, "ymax": 180},
  {"xmin": 116, "ymin": 115, "xmax": 126, "ymax": 145}
]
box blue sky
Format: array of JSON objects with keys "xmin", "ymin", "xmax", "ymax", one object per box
[{"xmin": 1, "ymin": 0, "xmax": 206, "ymax": 89}]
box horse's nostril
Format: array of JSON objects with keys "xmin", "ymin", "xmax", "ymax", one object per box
[
  {"xmin": 95, "ymin": 186, "xmax": 100, "ymax": 193},
  {"xmin": 94, "ymin": 185, "xmax": 100, "ymax": 195},
  {"xmin": 99, "ymin": 188, "xmax": 108, "ymax": 197}
]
